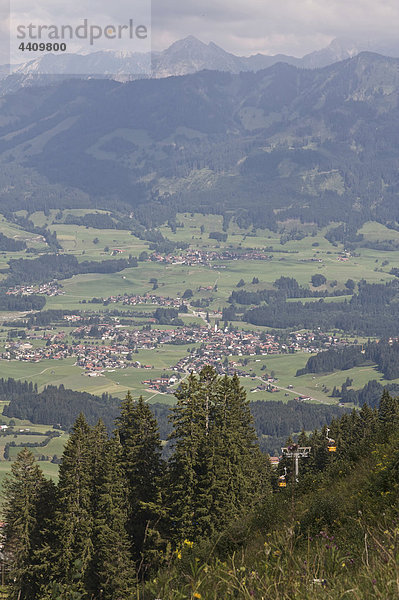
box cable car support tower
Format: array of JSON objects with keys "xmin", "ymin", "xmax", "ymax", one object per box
[{"xmin": 281, "ymin": 444, "xmax": 311, "ymax": 482}]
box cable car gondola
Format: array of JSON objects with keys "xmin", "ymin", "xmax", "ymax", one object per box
[
  {"xmin": 278, "ymin": 467, "xmax": 287, "ymax": 488},
  {"xmin": 326, "ymin": 428, "xmax": 336, "ymax": 452}
]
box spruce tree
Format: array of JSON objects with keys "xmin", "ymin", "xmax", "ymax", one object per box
[
  {"xmin": 379, "ymin": 390, "xmax": 399, "ymax": 438},
  {"xmin": 168, "ymin": 368, "xmax": 271, "ymax": 542},
  {"xmin": 52, "ymin": 413, "xmax": 94, "ymax": 594},
  {"xmin": 167, "ymin": 372, "xmax": 209, "ymax": 541},
  {"xmin": 29, "ymin": 476, "xmax": 58, "ymax": 595},
  {"xmin": 338, "ymin": 410, "xmax": 366, "ymax": 461},
  {"xmin": 212, "ymin": 373, "xmax": 270, "ymax": 527},
  {"xmin": 84, "ymin": 419, "xmax": 109, "ymax": 595},
  {"xmin": 117, "ymin": 393, "xmax": 164, "ymax": 569},
  {"xmin": 2, "ymin": 448, "xmax": 53, "ymax": 599},
  {"xmin": 190, "ymin": 367, "xmax": 218, "ymax": 538},
  {"xmin": 43, "ymin": 417, "xmax": 136, "ymax": 598},
  {"xmin": 90, "ymin": 432, "xmax": 136, "ymax": 599},
  {"xmin": 298, "ymin": 429, "xmax": 310, "ymax": 447},
  {"xmin": 306, "ymin": 427, "xmax": 331, "ymax": 472}
]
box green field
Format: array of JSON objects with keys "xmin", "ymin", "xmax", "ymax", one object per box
[
  {"xmin": 0, "ymin": 418, "xmax": 65, "ymax": 486},
  {"xmin": 236, "ymin": 352, "xmax": 398, "ymax": 405},
  {"xmin": 0, "ymin": 460, "xmax": 60, "ymax": 487},
  {"xmin": 0, "ymin": 212, "xmax": 398, "ymax": 448},
  {"xmin": 8, "ymin": 432, "xmax": 68, "ymax": 461},
  {"xmin": 0, "ymin": 349, "xmax": 189, "ymax": 402},
  {"xmin": 0, "ymin": 347, "xmax": 391, "ymax": 408},
  {"xmin": 0, "ymin": 212, "xmax": 396, "ymax": 316}
]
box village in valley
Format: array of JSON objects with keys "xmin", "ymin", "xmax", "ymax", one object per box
[
  {"xmin": 0, "ymin": 287, "xmax": 352, "ymax": 398},
  {"xmin": 0, "ymin": 208, "xmax": 391, "ymax": 412},
  {"xmin": 0, "ymin": 203, "xmax": 395, "ymax": 487}
]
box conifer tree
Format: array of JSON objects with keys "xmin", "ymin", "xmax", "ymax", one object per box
[
  {"xmin": 29, "ymin": 476, "xmax": 58, "ymax": 595},
  {"xmin": 83, "ymin": 419, "xmax": 109, "ymax": 595},
  {"xmin": 305, "ymin": 427, "xmax": 331, "ymax": 472},
  {"xmin": 167, "ymin": 372, "xmax": 210, "ymax": 541},
  {"xmin": 42, "ymin": 417, "xmax": 136, "ymax": 598},
  {"xmin": 189, "ymin": 367, "xmax": 218, "ymax": 538},
  {"xmin": 211, "ymin": 373, "xmax": 270, "ymax": 531},
  {"xmin": 116, "ymin": 393, "xmax": 164, "ymax": 568},
  {"xmin": 338, "ymin": 410, "xmax": 365, "ymax": 460},
  {"xmin": 227, "ymin": 373, "xmax": 271, "ymax": 504},
  {"xmin": 298, "ymin": 429, "xmax": 310, "ymax": 447},
  {"xmin": 379, "ymin": 390, "xmax": 399, "ymax": 438},
  {"xmin": 2, "ymin": 448, "xmax": 53, "ymax": 599},
  {"xmin": 52, "ymin": 413, "xmax": 95, "ymax": 594},
  {"xmin": 168, "ymin": 368, "xmax": 271, "ymax": 542},
  {"xmin": 90, "ymin": 431, "xmax": 136, "ymax": 599},
  {"xmin": 359, "ymin": 403, "xmax": 378, "ymax": 430}
]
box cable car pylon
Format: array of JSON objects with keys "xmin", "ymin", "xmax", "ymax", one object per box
[{"xmin": 281, "ymin": 444, "xmax": 311, "ymax": 482}]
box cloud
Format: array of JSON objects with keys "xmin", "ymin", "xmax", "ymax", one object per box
[
  {"xmin": 151, "ymin": 0, "xmax": 399, "ymax": 56},
  {"xmin": 3, "ymin": 0, "xmax": 399, "ymax": 64}
]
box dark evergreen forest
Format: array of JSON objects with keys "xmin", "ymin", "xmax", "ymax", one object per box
[
  {"xmin": 3, "ymin": 369, "xmax": 399, "ymax": 599},
  {"xmin": 1, "ymin": 377, "xmax": 346, "ymax": 455}
]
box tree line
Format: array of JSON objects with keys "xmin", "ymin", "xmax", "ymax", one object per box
[
  {"xmin": 283, "ymin": 390, "xmax": 399, "ymax": 481},
  {"xmin": 229, "ymin": 275, "xmax": 348, "ymax": 306},
  {"xmin": 64, "ymin": 213, "xmax": 118, "ymax": 230},
  {"xmin": 8, "ymin": 213, "xmax": 61, "ymax": 252},
  {"xmin": 297, "ymin": 339, "xmax": 399, "ymax": 380},
  {"xmin": 2, "ymin": 377, "xmax": 346, "ymax": 456},
  {"xmin": 332, "ymin": 379, "xmax": 399, "ymax": 408},
  {"xmin": 3, "ymin": 368, "xmax": 270, "ymax": 599},
  {"xmin": 3, "ymin": 254, "xmax": 138, "ymax": 287},
  {"xmin": 4, "ymin": 369, "xmax": 399, "ymax": 599},
  {"xmin": 0, "ymin": 293, "xmax": 46, "ymax": 312},
  {"xmin": 242, "ymin": 280, "xmax": 399, "ymax": 337},
  {"xmin": 251, "ymin": 399, "xmax": 345, "ymax": 453},
  {"xmin": 1, "ymin": 380, "xmax": 120, "ymax": 433},
  {"xmin": 0, "ymin": 232, "xmax": 26, "ymax": 252}
]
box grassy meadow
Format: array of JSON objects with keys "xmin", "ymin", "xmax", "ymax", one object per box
[{"xmin": 0, "ymin": 211, "xmax": 398, "ymax": 480}]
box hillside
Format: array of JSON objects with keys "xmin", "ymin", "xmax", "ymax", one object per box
[
  {"xmin": 2, "ymin": 373, "xmax": 399, "ymax": 599},
  {"xmin": 146, "ymin": 397, "xmax": 399, "ymax": 599},
  {"xmin": 0, "ymin": 53, "xmax": 399, "ymax": 229}
]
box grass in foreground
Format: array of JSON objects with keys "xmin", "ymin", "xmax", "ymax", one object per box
[{"xmin": 144, "ymin": 525, "xmax": 398, "ymax": 599}]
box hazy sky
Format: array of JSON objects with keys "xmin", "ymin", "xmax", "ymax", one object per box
[
  {"xmin": 151, "ymin": 0, "xmax": 399, "ymax": 56},
  {"xmin": 3, "ymin": 0, "xmax": 399, "ymax": 64}
]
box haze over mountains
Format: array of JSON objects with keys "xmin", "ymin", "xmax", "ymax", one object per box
[
  {"xmin": 0, "ymin": 51, "xmax": 398, "ymax": 230},
  {"xmin": 1, "ymin": 35, "xmax": 399, "ymax": 97}
]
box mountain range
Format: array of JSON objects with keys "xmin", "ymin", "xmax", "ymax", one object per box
[
  {"xmin": 0, "ymin": 52, "xmax": 398, "ymax": 229},
  {"xmin": 1, "ymin": 35, "xmax": 399, "ymax": 97}
]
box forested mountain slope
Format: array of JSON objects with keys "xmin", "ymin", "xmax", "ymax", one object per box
[
  {"xmin": 0, "ymin": 53, "xmax": 399, "ymax": 227},
  {"xmin": 3, "ymin": 371, "xmax": 399, "ymax": 599}
]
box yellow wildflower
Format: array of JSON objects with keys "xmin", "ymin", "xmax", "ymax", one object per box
[
  {"xmin": 193, "ymin": 593, "xmax": 202, "ymax": 599},
  {"xmin": 184, "ymin": 539, "xmax": 194, "ymax": 548}
]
